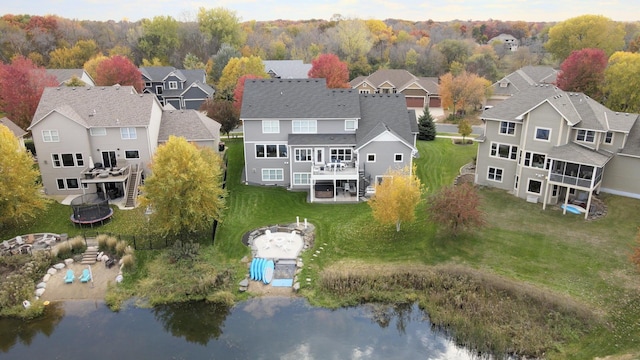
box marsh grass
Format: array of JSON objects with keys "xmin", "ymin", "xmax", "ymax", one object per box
[{"xmin": 317, "ymin": 262, "xmax": 597, "ymax": 357}]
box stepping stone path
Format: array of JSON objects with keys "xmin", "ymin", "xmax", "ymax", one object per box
[{"xmin": 81, "ymin": 246, "xmax": 98, "ymax": 265}]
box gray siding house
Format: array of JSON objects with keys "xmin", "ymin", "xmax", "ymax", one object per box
[
  {"xmin": 475, "ymin": 84, "xmax": 640, "ymax": 219},
  {"xmin": 28, "ymin": 85, "xmax": 221, "ymax": 206},
  {"xmin": 140, "ymin": 67, "xmax": 214, "ymax": 110},
  {"xmin": 240, "ymin": 78, "xmax": 418, "ymax": 202}
]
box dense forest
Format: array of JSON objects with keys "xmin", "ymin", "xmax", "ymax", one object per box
[
  {"xmin": 2, "ymin": 11, "xmax": 638, "ymax": 79},
  {"xmin": 1, "ymin": 9, "xmax": 640, "ymax": 129}
]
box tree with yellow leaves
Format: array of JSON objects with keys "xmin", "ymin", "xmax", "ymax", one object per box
[
  {"xmin": 139, "ymin": 136, "xmax": 226, "ymax": 237},
  {"xmin": 0, "ymin": 124, "xmax": 48, "ymax": 231},
  {"xmin": 217, "ymin": 56, "xmax": 268, "ymax": 100},
  {"xmin": 368, "ymin": 165, "xmax": 424, "ymax": 232}
]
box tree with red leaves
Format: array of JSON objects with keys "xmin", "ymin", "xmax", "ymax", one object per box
[
  {"xmin": 427, "ymin": 183, "xmax": 485, "ymax": 237},
  {"xmin": 308, "ymin": 53, "xmax": 350, "ymax": 88},
  {"xmin": 233, "ymin": 74, "xmax": 264, "ymax": 112},
  {"xmin": 556, "ymin": 48, "xmax": 607, "ymax": 101},
  {"xmin": 200, "ymin": 99, "xmax": 239, "ymax": 137},
  {"xmin": 0, "ymin": 56, "xmax": 58, "ymax": 130},
  {"xmin": 94, "ymin": 55, "xmax": 143, "ymax": 92}
]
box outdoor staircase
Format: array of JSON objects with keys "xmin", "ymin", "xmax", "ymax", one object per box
[
  {"xmin": 358, "ymin": 170, "xmax": 366, "ymax": 197},
  {"xmin": 81, "ymin": 246, "xmax": 98, "ymax": 265},
  {"xmin": 124, "ymin": 168, "xmax": 139, "ymax": 208}
]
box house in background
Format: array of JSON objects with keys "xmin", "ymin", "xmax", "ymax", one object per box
[
  {"xmin": 0, "ymin": 117, "xmax": 27, "ymax": 149},
  {"xmin": 488, "ymin": 66, "xmax": 558, "ymax": 106},
  {"xmin": 46, "ymin": 69, "xmax": 96, "ymax": 86},
  {"xmin": 27, "ymin": 85, "xmax": 221, "ymax": 207},
  {"xmin": 475, "ymin": 83, "xmax": 640, "ymax": 219},
  {"xmin": 263, "ymin": 60, "xmax": 312, "ymax": 79},
  {"xmin": 140, "ymin": 67, "xmax": 214, "ymax": 110},
  {"xmin": 350, "ymin": 69, "xmax": 441, "ymax": 110},
  {"xmin": 240, "ymin": 78, "xmax": 418, "ymax": 202},
  {"xmin": 488, "ymin": 34, "xmax": 519, "ymax": 52}
]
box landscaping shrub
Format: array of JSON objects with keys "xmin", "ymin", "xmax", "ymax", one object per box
[
  {"xmin": 121, "ymin": 254, "xmax": 135, "ymax": 271},
  {"xmin": 115, "ymin": 240, "xmax": 128, "ymax": 257},
  {"xmin": 105, "ymin": 236, "xmax": 118, "ymax": 252},
  {"xmin": 96, "ymin": 234, "xmax": 109, "ymax": 249},
  {"xmin": 168, "ymin": 240, "xmax": 200, "ymax": 262}
]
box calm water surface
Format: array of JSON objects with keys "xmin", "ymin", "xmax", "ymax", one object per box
[{"xmin": 0, "ymin": 298, "xmax": 476, "ymax": 359}]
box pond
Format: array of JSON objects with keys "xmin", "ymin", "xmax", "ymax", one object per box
[{"xmin": 0, "ymin": 298, "xmax": 478, "ymax": 359}]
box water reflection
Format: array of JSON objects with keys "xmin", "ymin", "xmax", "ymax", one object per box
[
  {"xmin": 0, "ymin": 301, "xmax": 64, "ymax": 353},
  {"xmin": 0, "ymin": 298, "xmax": 476, "ymax": 359}
]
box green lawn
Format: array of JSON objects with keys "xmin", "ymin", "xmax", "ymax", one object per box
[{"xmin": 2, "ymin": 137, "xmax": 639, "ymax": 358}]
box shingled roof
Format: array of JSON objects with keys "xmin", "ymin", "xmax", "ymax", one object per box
[
  {"xmin": 240, "ymin": 78, "xmax": 361, "ymax": 119},
  {"xmin": 158, "ymin": 110, "xmax": 220, "ymax": 142},
  {"xmin": 30, "ymin": 85, "xmax": 157, "ymax": 129},
  {"xmin": 492, "ymin": 66, "xmax": 558, "ymax": 97},
  {"xmin": 356, "ymin": 94, "xmax": 417, "ymax": 148}
]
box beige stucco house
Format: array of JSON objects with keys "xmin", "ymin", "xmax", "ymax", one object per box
[
  {"xmin": 350, "ymin": 69, "xmax": 441, "ymax": 109},
  {"xmin": 475, "ymin": 83, "xmax": 640, "ymax": 219},
  {"xmin": 28, "ymin": 85, "xmax": 221, "ymax": 207}
]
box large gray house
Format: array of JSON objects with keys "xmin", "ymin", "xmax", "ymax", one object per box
[
  {"xmin": 475, "ymin": 83, "xmax": 640, "ymax": 219},
  {"xmin": 140, "ymin": 67, "xmax": 214, "ymax": 110},
  {"xmin": 28, "ymin": 85, "xmax": 221, "ymax": 207},
  {"xmin": 240, "ymin": 78, "xmax": 418, "ymax": 202}
]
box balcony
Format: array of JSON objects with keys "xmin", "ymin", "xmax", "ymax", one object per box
[
  {"xmin": 311, "ymin": 162, "xmax": 359, "ymax": 180},
  {"xmin": 548, "ymin": 161, "xmax": 602, "ymax": 189}
]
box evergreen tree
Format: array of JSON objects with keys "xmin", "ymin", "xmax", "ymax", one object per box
[{"xmin": 417, "ymin": 107, "xmax": 436, "ymax": 141}]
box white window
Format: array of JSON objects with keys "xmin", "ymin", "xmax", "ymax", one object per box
[
  {"xmin": 262, "ymin": 120, "xmax": 280, "ymax": 133},
  {"xmin": 523, "ymin": 151, "xmax": 547, "ymax": 169},
  {"xmin": 367, "ymin": 154, "xmax": 376, "ymax": 162},
  {"xmin": 66, "ymin": 178, "xmax": 79, "ymax": 189},
  {"xmin": 255, "ymin": 144, "xmax": 287, "ymax": 158},
  {"xmin": 604, "ymin": 131, "xmax": 613, "ymax": 144},
  {"xmin": 330, "ymin": 148, "xmax": 352, "ymax": 162},
  {"xmin": 487, "ymin": 167, "xmax": 503, "ymax": 182},
  {"xmin": 294, "ymin": 148, "xmax": 312, "ymax": 162},
  {"xmin": 552, "ymin": 185, "xmax": 558, "ymax": 197},
  {"xmin": 168, "ymin": 81, "xmax": 178, "ymax": 89},
  {"xmin": 293, "ymin": 173, "xmax": 311, "ymax": 185},
  {"xmin": 490, "ymin": 142, "xmax": 518, "ymax": 160},
  {"xmin": 75, "ymin": 153, "xmax": 84, "ymax": 166},
  {"xmin": 125, "ymin": 150, "xmax": 140, "ymax": 159},
  {"xmin": 394, "ymin": 153, "xmax": 403, "ymax": 162},
  {"xmin": 121, "ymin": 127, "xmax": 137, "ymax": 140},
  {"xmin": 499, "ymin": 121, "xmax": 515, "ymax": 135},
  {"xmin": 155, "ymin": 85, "xmax": 163, "ymax": 94},
  {"xmin": 535, "ymin": 127, "xmax": 551, "ymax": 141},
  {"xmin": 90, "ymin": 127, "xmax": 106, "ymax": 136},
  {"xmin": 359, "ymin": 89, "xmax": 370, "ymax": 94},
  {"xmin": 145, "ymin": 81, "xmax": 152, "ymax": 87},
  {"xmin": 345, "ymin": 119, "xmax": 357, "ymax": 131},
  {"xmin": 42, "ymin": 130, "xmax": 59, "ymax": 142},
  {"xmin": 576, "ymin": 130, "xmax": 595, "ymax": 143},
  {"xmin": 292, "ymin": 120, "xmax": 317, "ymax": 133},
  {"xmin": 262, "ymin": 168, "xmax": 283, "ymax": 181},
  {"xmin": 527, "ymin": 179, "xmax": 542, "ymax": 194},
  {"xmin": 56, "ymin": 179, "xmax": 65, "ymax": 190},
  {"xmin": 514, "ymin": 175, "xmax": 519, "ymax": 190},
  {"xmin": 52, "ymin": 154, "xmax": 61, "ymax": 167}
]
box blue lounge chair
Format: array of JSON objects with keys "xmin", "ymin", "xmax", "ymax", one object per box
[
  {"xmin": 80, "ymin": 268, "xmax": 91, "ymax": 283},
  {"xmin": 64, "ymin": 269, "xmax": 75, "ymax": 284}
]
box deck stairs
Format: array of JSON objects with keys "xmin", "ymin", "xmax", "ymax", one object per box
[{"xmin": 124, "ymin": 166, "xmax": 139, "ymax": 208}]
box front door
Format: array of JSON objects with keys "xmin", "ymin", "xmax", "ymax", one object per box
[
  {"xmin": 102, "ymin": 151, "xmax": 117, "ymax": 168},
  {"xmin": 314, "ymin": 148, "xmax": 325, "ymax": 164}
]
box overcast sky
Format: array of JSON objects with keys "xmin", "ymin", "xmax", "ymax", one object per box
[{"xmin": 4, "ymin": 0, "xmax": 639, "ymax": 23}]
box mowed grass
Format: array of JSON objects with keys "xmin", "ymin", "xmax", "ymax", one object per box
[
  {"xmin": 3, "ymin": 137, "xmax": 639, "ymax": 358},
  {"xmin": 215, "ymin": 138, "xmax": 640, "ymax": 358}
]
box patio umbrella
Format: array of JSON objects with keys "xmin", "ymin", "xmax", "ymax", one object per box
[{"xmin": 88, "ymin": 155, "xmax": 94, "ymax": 169}]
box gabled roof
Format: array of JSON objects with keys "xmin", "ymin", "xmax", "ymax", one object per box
[
  {"xmin": 356, "ymin": 94, "xmax": 417, "ymax": 149},
  {"xmin": 0, "ymin": 117, "xmax": 27, "ymax": 137},
  {"xmin": 263, "ymin": 60, "xmax": 312, "ymax": 79},
  {"xmin": 492, "ymin": 66, "xmax": 558, "ymax": 96},
  {"xmin": 46, "ymin": 69, "xmax": 95, "ymax": 86},
  {"xmin": 240, "ymin": 78, "xmax": 361, "ymax": 119},
  {"xmin": 621, "ymin": 118, "xmax": 640, "ymax": 157},
  {"xmin": 140, "ymin": 67, "xmax": 207, "ymax": 86},
  {"xmin": 158, "ymin": 110, "xmax": 220, "ymax": 142},
  {"xmin": 483, "ymin": 85, "xmax": 638, "ymax": 135},
  {"xmin": 29, "ymin": 85, "xmax": 158, "ymax": 129},
  {"xmin": 350, "ymin": 69, "xmax": 439, "ymax": 95},
  {"xmin": 288, "ymin": 133, "xmax": 356, "ymax": 146}
]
